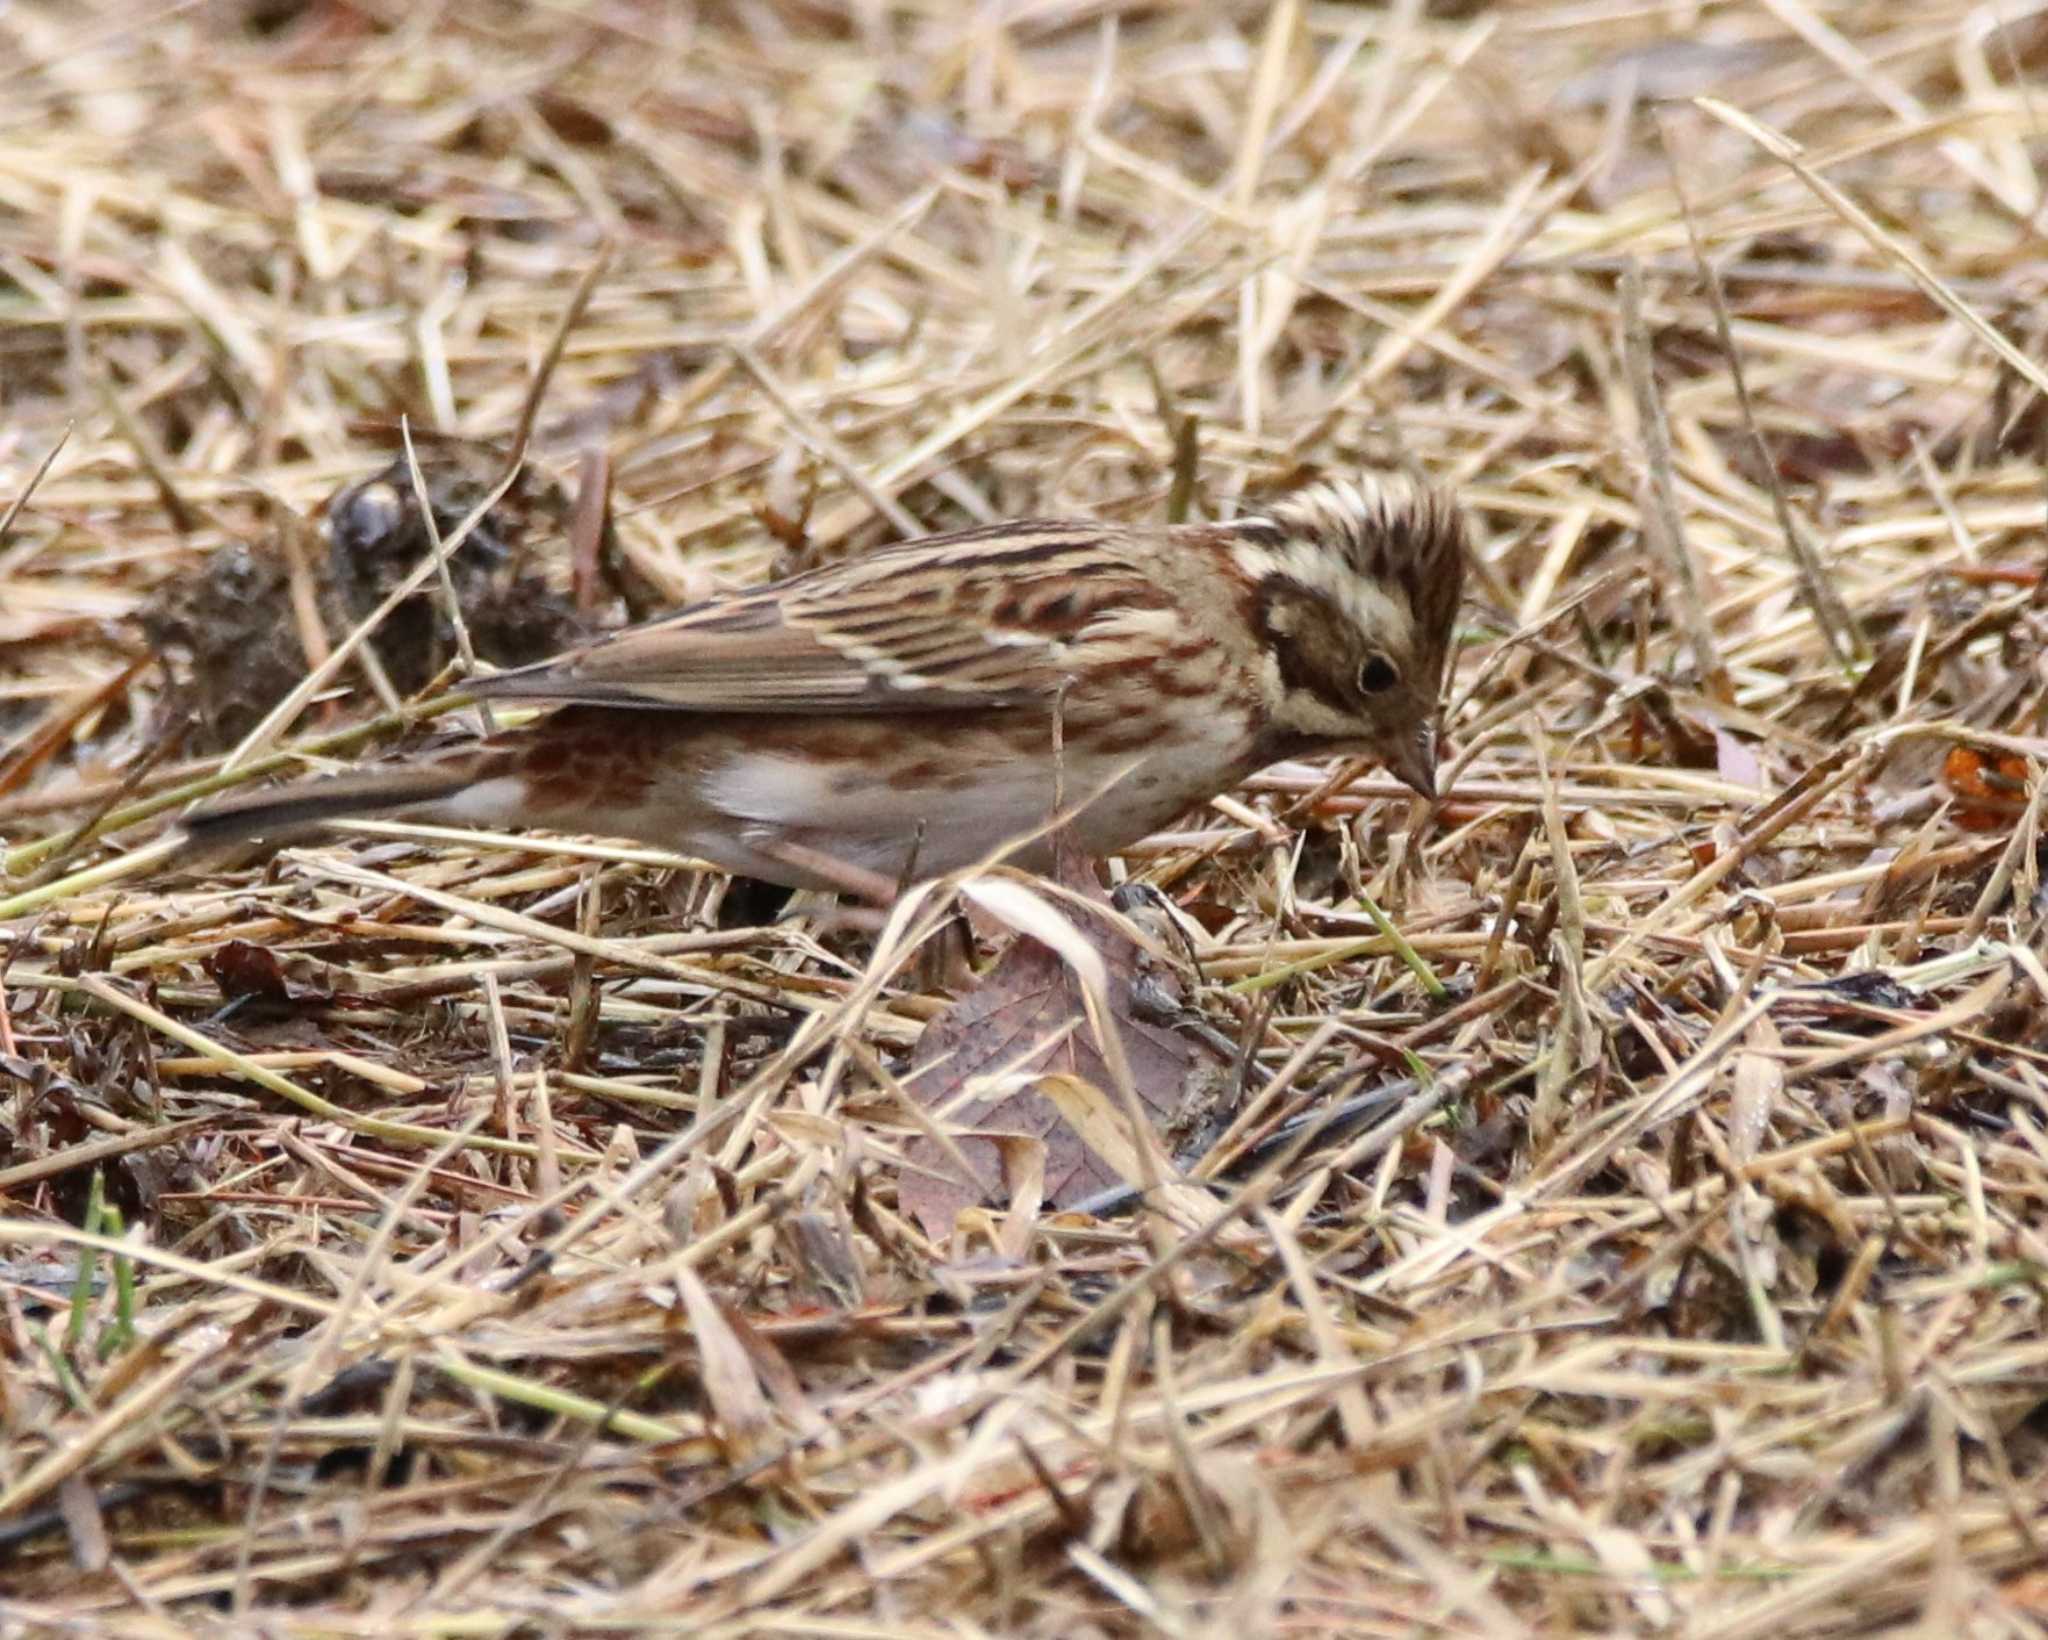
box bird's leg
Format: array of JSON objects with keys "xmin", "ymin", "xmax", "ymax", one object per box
[
  {"xmin": 756, "ymin": 835, "xmax": 970, "ymax": 993},
  {"xmin": 896, "ymin": 821, "xmax": 974, "ymax": 991},
  {"xmin": 755, "ymin": 838, "xmax": 901, "ymax": 905},
  {"xmin": 917, "ymin": 912, "xmax": 977, "ymax": 993}
]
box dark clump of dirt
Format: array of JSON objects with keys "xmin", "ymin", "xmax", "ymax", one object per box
[
  {"xmin": 138, "ymin": 539, "xmax": 318, "ymax": 751},
  {"xmin": 324, "ymin": 444, "xmax": 604, "ymax": 697},
  {"xmin": 142, "ymin": 444, "xmax": 628, "ymax": 752}
]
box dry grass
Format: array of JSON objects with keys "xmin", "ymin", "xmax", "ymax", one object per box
[{"xmin": 4, "ymin": 0, "xmax": 2048, "ymax": 1632}]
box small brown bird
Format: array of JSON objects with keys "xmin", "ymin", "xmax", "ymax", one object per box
[{"xmin": 183, "ymin": 474, "xmax": 1466, "ymax": 894}]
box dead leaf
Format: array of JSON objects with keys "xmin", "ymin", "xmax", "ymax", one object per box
[
  {"xmin": 1038, "ymin": 1072, "xmax": 1218, "ymax": 1232},
  {"xmin": 1038, "ymin": 1072, "xmax": 1152, "ymax": 1191},
  {"xmin": 58, "ymin": 1473, "xmax": 108, "ymax": 1573},
  {"xmin": 203, "ymin": 939, "xmax": 294, "ymax": 1004},
  {"xmin": 1943, "ymin": 742, "xmax": 2033, "ymax": 831},
  {"xmin": 898, "ymin": 887, "xmax": 1228, "ymax": 1240},
  {"xmin": 1729, "ymin": 1016, "xmax": 1783, "ymax": 1165},
  {"xmin": 1715, "ymin": 727, "xmax": 1764, "ymax": 792},
  {"xmin": 719, "ymin": 1301, "xmax": 827, "ymax": 1440},
  {"xmin": 202, "ymin": 939, "xmax": 350, "ymax": 1006},
  {"xmin": 674, "ymin": 1267, "xmax": 772, "ymax": 1461},
  {"xmin": 778, "ymin": 1211, "xmax": 867, "ymax": 1310},
  {"xmin": 990, "ymin": 1134, "xmax": 1045, "ymax": 1261}
]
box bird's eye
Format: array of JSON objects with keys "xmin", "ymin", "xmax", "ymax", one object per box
[{"xmin": 1358, "ymin": 653, "xmax": 1400, "ymax": 694}]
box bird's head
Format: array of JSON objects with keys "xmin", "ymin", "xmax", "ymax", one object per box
[{"xmin": 1232, "ymin": 474, "xmax": 1467, "ymax": 797}]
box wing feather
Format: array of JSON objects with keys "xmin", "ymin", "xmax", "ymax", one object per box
[{"xmin": 470, "ymin": 520, "xmax": 1173, "ymax": 715}]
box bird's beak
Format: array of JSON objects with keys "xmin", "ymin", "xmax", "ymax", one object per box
[{"xmin": 1387, "ymin": 727, "xmax": 1439, "ymax": 801}]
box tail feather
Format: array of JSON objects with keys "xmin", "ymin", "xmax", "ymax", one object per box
[{"xmin": 178, "ymin": 762, "xmax": 490, "ymax": 851}]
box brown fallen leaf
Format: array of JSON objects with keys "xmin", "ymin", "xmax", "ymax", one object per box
[
  {"xmin": 203, "ymin": 939, "xmax": 297, "ymax": 1005},
  {"xmin": 674, "ymin": 1266, "xmax": 775, "ymax": 1464},
  {"xmin": 897, "ymin": 879, "xmax": 1230, "ymax": 1240},
  {"xmin": 202, "ymin": 938, "xmax": 363, "ymax": 1008}
]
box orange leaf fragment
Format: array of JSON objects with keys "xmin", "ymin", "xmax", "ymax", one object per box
[{"xmin": 1942, "ymin": 744, "xmax": 2032, "ymax": 832}]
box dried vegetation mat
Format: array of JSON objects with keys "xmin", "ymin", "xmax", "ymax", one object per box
[{"xmin": 3, "ymin": 0, "xmax": 2048, "ymax": 1633}]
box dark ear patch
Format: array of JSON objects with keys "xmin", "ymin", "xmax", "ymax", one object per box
[{"xmin": 1256, "ymin": 580, "xmax": 1360, "ymax": 714}]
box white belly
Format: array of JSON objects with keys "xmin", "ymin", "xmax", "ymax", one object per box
[{"xmin": 698, "ymin": 712, "xmax": 1257, "ymax": 885}]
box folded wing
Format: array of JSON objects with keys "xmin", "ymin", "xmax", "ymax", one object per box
[{"xmin": 472, "ymin": 521, "xmax": 1163, "ymax": 715}]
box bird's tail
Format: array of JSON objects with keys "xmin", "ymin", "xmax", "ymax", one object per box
[{"xmin": 177, "ymin": 758, "xmax": 496, "ymax": 852}]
